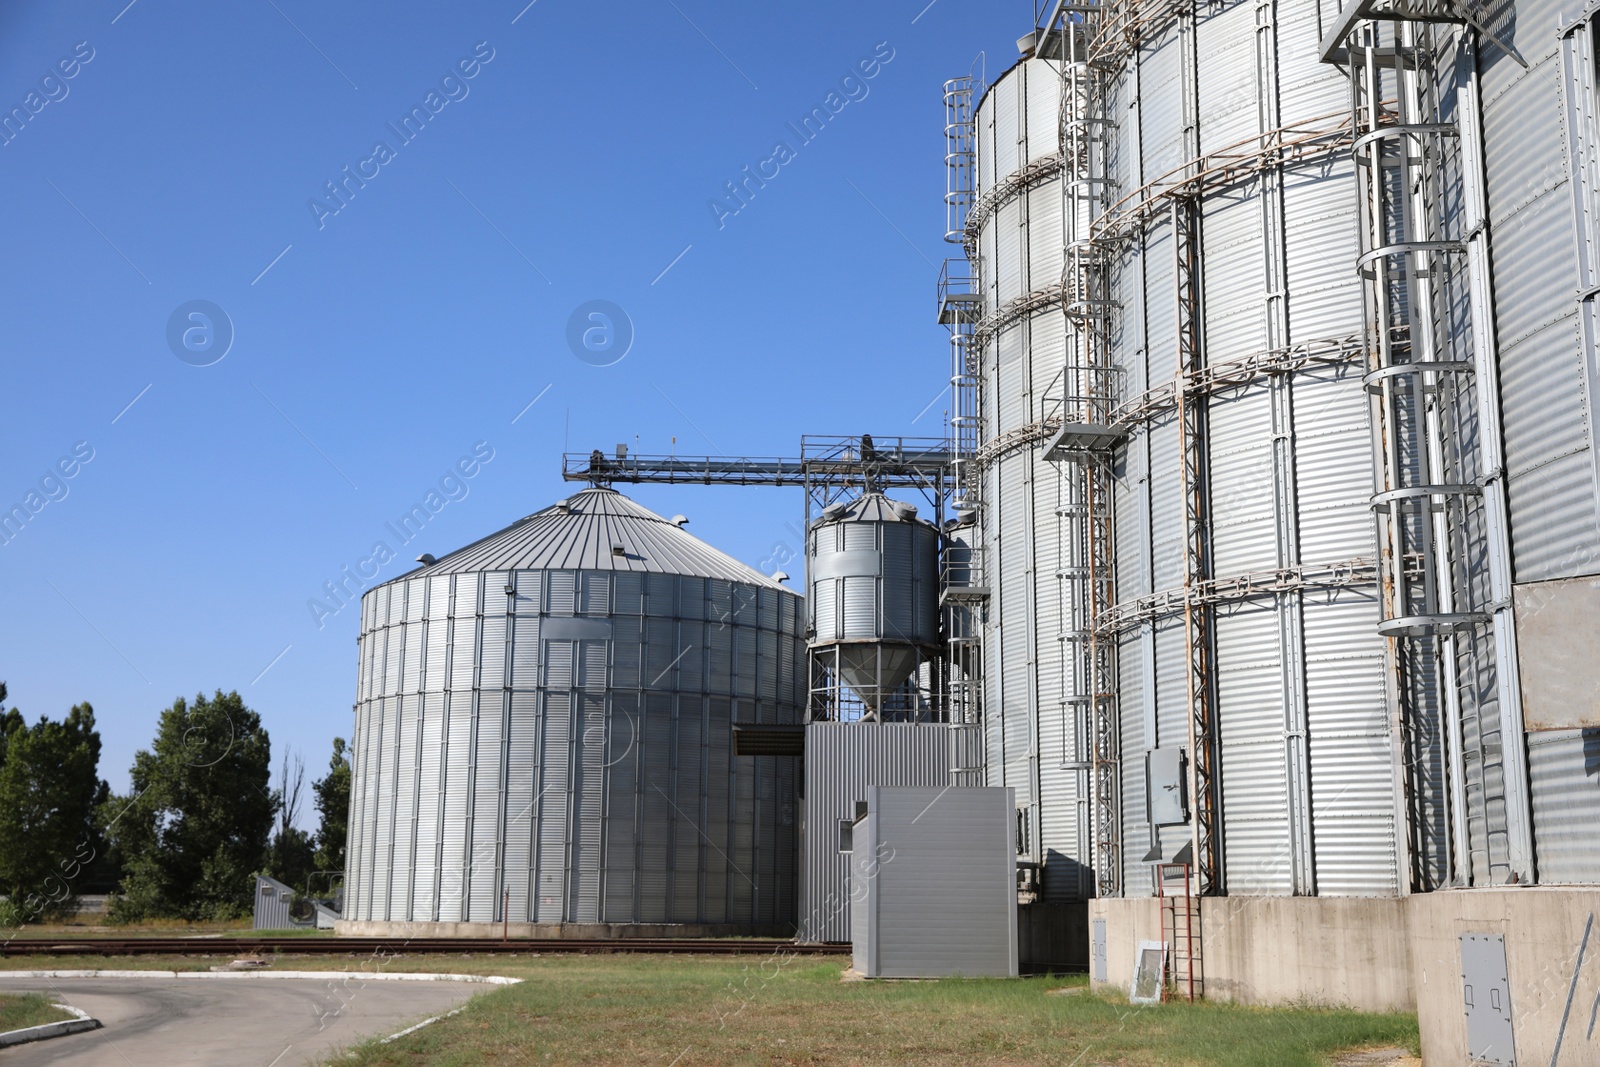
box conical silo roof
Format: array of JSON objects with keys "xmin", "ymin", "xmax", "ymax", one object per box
[
  {"xmin": 392, "ymin": 486, "xmax": 786, "ymax": 588},
  {"xmin": 812, "ymin": 492, "xmax": 922, "ymax": 527}
]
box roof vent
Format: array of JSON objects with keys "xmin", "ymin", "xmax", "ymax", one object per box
[
  {"xmin": 415, "ymin": 553, "xmax": 437, "ymax": 566},
  {"xmin": 671, "ymin": 514, "xmax": 689, "ymax": 527},
  {"xmin": 772, "ymin": 570, "xmax": 790, "ymax": 584},
  {"xmin": 611, "ymin": 543, "xmax": 627, "ymax": 557},
  {"xmin": 555, "ymin": 499, "xmax": 571, "ymax": 514},
  {"xmin": 1016, "ymin": 30, "xmax": 1040, "ymax": 57},
  {"xmin": 891, "ymin": 502, "xmax": 918, "ymax": 521},
  {"xmin": 821, "ymin": 502, "xmax": 847, "ymax": 523}
]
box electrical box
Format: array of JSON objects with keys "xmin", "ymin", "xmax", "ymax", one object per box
[{"xmin": 1145, "ymin": 747, "xmax": 1188, "ymax": 826}]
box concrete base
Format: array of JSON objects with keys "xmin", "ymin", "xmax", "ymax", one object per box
[
  {"xmin": 1091, "ymin": 886, "xmax": 1600, "ymax": 1065},
  {"xmin": 1407, "ymin": 887, "xmax": 1600, "ymax": 1066},
  {"xmin": 1090, "ymin": 895, "xmax": 1411, "ymax": 1011},
  {"xmin": 333, "ymin": 920, "xmax": 795, "ymax": 939},
  {"xmin": 1018, "ymin": 901, "xmax": 1089, "ymax": 974}
]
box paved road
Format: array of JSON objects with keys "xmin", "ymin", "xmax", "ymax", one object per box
[{"xmin": 0, "ymin": 974, "xmax": 486, "ymax": 1066}]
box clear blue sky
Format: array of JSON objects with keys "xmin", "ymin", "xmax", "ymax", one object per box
[{"xmin": 0, "ymin": 0, "xmax": 1027, "ymax": 815}]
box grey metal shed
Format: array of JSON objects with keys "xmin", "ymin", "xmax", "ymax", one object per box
[{"xmin": 849, "ymin": 785, "xmax": 1018, "ymax": 979}]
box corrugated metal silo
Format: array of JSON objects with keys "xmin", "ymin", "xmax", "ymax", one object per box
[
  {"xmin": 966, "ymin": 11, "xmax": 1400, "ymax": 910},
  {"xmin": 1087, "ymin": 1, "xmax": 1398, "ymax": 900},
  {"xmin": 341, "ymin": 487, "xmax": 804, "ymax": 933},
  {"xmin": 806, "ymin": 493, "xmax": 940, "ymax": 718},
  {"xmin": 968, "ymin": 53, "xmax": 1094, "ymax": 907}
]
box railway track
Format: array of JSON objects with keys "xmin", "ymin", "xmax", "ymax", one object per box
[{"xmin": 0, "ymin": 936, "xmax": 847, "ymax": 958}]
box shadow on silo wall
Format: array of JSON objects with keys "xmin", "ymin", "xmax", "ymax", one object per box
[{"xmin": 1019, "ymin": 901, "xmax": 1089, "ymax": 974}]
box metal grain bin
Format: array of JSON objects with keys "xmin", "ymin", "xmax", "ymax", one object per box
[
  {"xmin": 807, "ymin": 493, "xmax": 940, "ymax": 715},
  {"xmin": 342, "ymin": 487, "xmax": 804, "ymax": 933},
  {"xmin": 967, "ymin": 19, "xmax": 1394, "ymax": 905}
]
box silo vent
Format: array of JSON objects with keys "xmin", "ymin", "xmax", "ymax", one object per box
[
  {"xmin": 611, "ymin": 542, "xmax": 627, "ymax": 557},
  {"xmin": 891, "ymin": 502, "xmax": 918, "ymax": 521},
  {"xmin": 416, "ymin": 553, "xmax": 437, "ymax": 566},
  {"xmin": 555, "ymin": 498, "xmax": 571, "ymax": 514},
  {"xmin": 671, "ymin": 514, "xmax": 689, "ymax": 527},
  {"xmin": 772, "ymin": 570, "xmax": 790, "ymax": 583}
]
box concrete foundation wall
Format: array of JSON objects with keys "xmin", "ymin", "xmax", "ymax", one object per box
[
  {"xmin": 334, "ymin": 920, "xmax": 794, "ymax": 939},
  {"xmin": 1407, "ymin": 888, "xmax": 1600, "ymax": 1066},
  {"xmin": 1091, "ymin": 887, "xmax": 1600, "ymax": 1064},
  {"xmin": 1089, "ymin": 896, "xmax": 1413, "ymax": 1012}
]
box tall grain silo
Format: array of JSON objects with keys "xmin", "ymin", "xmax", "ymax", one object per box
[
  {"xmin": 958, "ymin": 42, "xmax": 1099, "ymax": 932},
  {"xmin": 806, "ymin": 492, "xmax": 941, "ymax": 720},
  {"xmin": 1069, "ymin": 1, "xmax": 1395, "ymax": 904},
  {"xmin": 339, "ymin": 487, "xmax": 804, "ymax": 935},
  {"xmin": 954, "ymin": 7, "xmax": 1398, "ymax": 966}
]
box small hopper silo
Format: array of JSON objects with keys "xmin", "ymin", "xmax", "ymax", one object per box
[{"xmin": 806, "ymin": 493, "xmax": 940, "ymax": 720}]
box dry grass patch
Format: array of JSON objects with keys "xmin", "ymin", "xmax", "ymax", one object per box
[{"xmin": 0, "ymin": 992, "xmax": 74, "ymax": 1033}]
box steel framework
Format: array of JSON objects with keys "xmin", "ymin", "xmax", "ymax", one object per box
[
  {"xmin": 940, "ymin": 75, "xmax": 988, "ymax": 731},
  {"xmin": 563, "ymin": 437, "xmax": 972, "ymax": 726}
]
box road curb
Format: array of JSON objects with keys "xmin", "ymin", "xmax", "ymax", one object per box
[
  {"xmin": 0, "ymin": 1003, "xmax": 102, "ymax": 1047},
  {"xmin": 0, "ymin": 969, "xmax": 520, "ymax": 984}
]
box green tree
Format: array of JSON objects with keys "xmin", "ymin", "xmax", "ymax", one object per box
[
  {"xmin": 0, "ymin": 702, "xmax": 104, "ymax": 920},
  {"xmin": 312, "ymin": 736, "xmax": 351, "ymax": 883},
  {"xmin": 0, "ymin": 682, "xmax": 25, "ymax": 768},
  {"xmin": 109, "ymin": 690, "xmax": 274, "ymax": 922}
]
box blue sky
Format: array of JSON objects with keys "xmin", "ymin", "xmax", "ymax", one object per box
[{"xmin": 0, "ymin": 0, "xmax": 1027, "ymax": 813}]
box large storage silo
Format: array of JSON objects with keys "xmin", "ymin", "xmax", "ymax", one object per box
[
  {"xmin": 964, "ymin": 8, "xmax": 1396, "ymax": 917},
  {"xmin": 966, "ymin": 52, "xmax": 1094, "ymax": 910},
  {"xmin": 1083, "ymin": 2, "xmax": 1395, "ymax": 901},
  {"xmin": 340, "ymin": 487, "xmax": 804, "ymax": 935}
]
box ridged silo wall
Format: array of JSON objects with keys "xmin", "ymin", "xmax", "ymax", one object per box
[
  {"xmin": 1101, "ymin": 1, "xmax": 1398, "ymax": 897},
  {"xmin": 1459, "ymin": 0, "xmax": 1600, "ymax": 884},
  {"xmin": 343, "ymin": 567, "xmax": 804, "ymax": 933},
  {"xmin": 972, "ymin": 56, "xmax": 1095, "ymax": 903}
]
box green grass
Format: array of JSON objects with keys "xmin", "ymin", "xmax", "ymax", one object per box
[
  {"xmin": 315, "ymin": 954, "xmax": 1420, "ymax": 1067},
  {"xmin": 0, "ymin": 949, "xmax": 1421, "ymax": 1064},
  {"xmin": 0, "ymin": 992, "xmax": 74, "ymax": 1033}
]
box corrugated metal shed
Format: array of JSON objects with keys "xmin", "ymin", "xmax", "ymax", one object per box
[
  {"xmin": 850, "ymin": 786, "xmax": 1018, "ymax": 979},
  {"xmin": 798, "ymin": 722, "xmax": 983, "ymax": 942},
  {"xmin": 253, "ymin": 875, "xmax": 309, "ymax": 930}
]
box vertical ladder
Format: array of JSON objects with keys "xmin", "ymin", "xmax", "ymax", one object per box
[
  {"xmin": 1054, "ymin": 3, "xmax": 1126, "ymax": 903},
  {"xmin": 1155, "ymin": 862, "xmax": 1203, "ymax": 1000},
  {"xmin": 1338, "ymin": 12, "xmax": 1533, "ymax": 885}
]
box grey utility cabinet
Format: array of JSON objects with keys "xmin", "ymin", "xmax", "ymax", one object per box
[{"xmin": 848, "ymin": 785, "xmax": 1018, "ymax": 978}]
